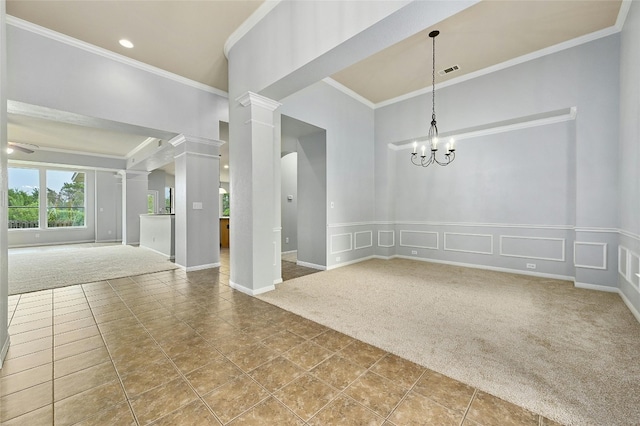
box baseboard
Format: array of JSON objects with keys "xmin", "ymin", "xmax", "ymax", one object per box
[
  {"xmin": 95, "ymin": 239, "xmax": 122, "ymax": 243},
  {"xmin": 139, "ymin": 246, "xmax": 174, "ymax": 260},
  {"xmin": 297, "ymin": 261, "xmax": 327, "ymax": 271},
  {"xmin": 177, "ymin": 262, "xmax": 220, "ymax": 272},
  {"xmin": 394, "ymin": 255, "xmax": 575, "ymax": 281},
  {"xmin": 281, "ymin": 250, "xmax": 297, "ymax": 255},
  {"xmin": 8, "ymin": 239, "xmax": 95, "ymax": 249},
  {"xmin": 326, "ymin": 255, "xmax": 377, "ymax": 270},
  {"xmin": 274, "ymin": 278, "xmax": 283, "ymax": 285},
  {"xmin": 574, "ymin": 281, "xmax": 618, "ymax": 293},
  {"xmin": 230, "ymin": 280, "xmax": 275, "ymax": 296},
  {"xmin": 0, "ymin": 334, "xmax": 10, "ymax": 369},
  {"xmin": 617, "ymin": 289, "xmax": 640, "ymax": 323}
]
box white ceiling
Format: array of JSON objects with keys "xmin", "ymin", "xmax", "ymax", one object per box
[{"xmin": 4, "ymin": 0, "xmax": 625, "ymax": 176}]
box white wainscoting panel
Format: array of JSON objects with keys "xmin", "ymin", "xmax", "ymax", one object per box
[
  {"xmin": 574, "ymin": 242, "xmax": 607, "ymax": 270},
  {"xmin": 378, "ymin": 230, "xmax": 395, "ymax": 248},
  {"xmin": 399, "ymin": 230, "xmax": 438, "ymax": 250},
  {"xmin": 619, "ymin": 246, "xmax": 629, "ymax": 280},
  {"xmin": 330, "ymin": 233, "xmax": 353, "ymax": 255},
  {"xmin": 354, "ymin": 231, "xmax": 373, "ymax": 250},
  {"xmin": 499, "ymin": 235, "xmax": 565, "ymax": 262},
  {"xmin": 629, "ymin": 251, "xmax": 640, "ymax": 290},
  {"xmin": 443, "ymin": 233, "xmax": 493, "ymax": 255}
]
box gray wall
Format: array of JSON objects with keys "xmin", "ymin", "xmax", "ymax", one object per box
[
  {"xmin": 95, "ymin": 171, "xmax": 121, "ymax": 243},
  {"xmin": 280, "ymin": 81, "xmax": 376, "ymax": 268},
  {"xmin": 297, "ymin": 132, "xmax": 326, "ymax": 267},
  {"xmin": 375, "ymin": 33, "xmax": 620, "ymax": 287},
  {"xmin": 281, "ymin": 152, "xmax": 298, "ymax": 252},
  {"xmin": 618, "ymin": 0, "xmax": 640, "ymax": 317}
]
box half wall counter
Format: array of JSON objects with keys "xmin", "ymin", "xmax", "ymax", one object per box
[{"xmin": 139, "ymin": 214, "xmax": 175, "ymax": 260}]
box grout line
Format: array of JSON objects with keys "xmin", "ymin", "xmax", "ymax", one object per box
[{"xmin": 461, "ymin": 388, "xmax": 478, "ymax": 426}]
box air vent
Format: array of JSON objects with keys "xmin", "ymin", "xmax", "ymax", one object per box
[{"xmin": 438, "ymin": 65, "xmax": 460, "ymax": 76}]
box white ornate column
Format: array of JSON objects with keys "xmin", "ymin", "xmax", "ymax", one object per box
[
  {"xmin": 229, "ymin": 92, "xmax": 282, "ymax": 295},
  {"xmin": 0, "ymin": 0, "xmax": 9, "ymax": 368},
  {"xmin": 170, "ymin": 134, "xmax": 224, "ymax": 271}
]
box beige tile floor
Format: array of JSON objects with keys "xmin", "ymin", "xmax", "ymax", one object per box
[{"xmin": 1, "ymin": 250, "xmax": 563, "ymax": 425}]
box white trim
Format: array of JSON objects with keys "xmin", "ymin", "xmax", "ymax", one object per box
[
  {"xmin": 394, "ymin": 255, "xmax": 573, "ymax": 281},
  {"xmin": 330, "ymin": 233, "xmax": 353, "ymax": 255},
  {"xmin": 7, "ymin": 239, "xmax": 95, "ymax": 249},
  {"xmin": 328, "ymin": 221, "xmax": 373, "ymax": 228},
  {"xmin": 574, "ymin": 282, "xmax": 618, "ymax": 293},
  {"xmin": 443, "ymin": 232, "xmax": 493, "ymax": 255},
  {"xmin": 327, "ymin": 255, "xmax": 376, "ymax": 270},
  {"xmin": 34, "ymin": 145, "xmax": 126, "ymax": 160},
  {"xmin": 618, "ymin": 288, "xmax": 640, "ymax": 324},
  {"xmin": 375, "ymin": 25, "xmax": 620, "ymax": 109},
  {"xmin": 281, "ymin": 250, "xmax": 297, "ymax": 255},
  {"xmin": 399, "ymin": 230, "xmax": 438, "ymax": 250},
  {"xmin": 616, "ymin": 0, "xmax": 633, "ymax": 31},
  {"xmin": 6, "ymin": 16, "xmax": 228, "ymax": 98},
  {"xmin": 169, "ymin": 134, "xmax": 225, "ymax": 148},
  {"xmin": 139, "ymin": 245, "xmax": 175, "ymax": 261},
  {"xmin": 224, "ymin": 0, "xmax": 282, "ymax": 58},
  {"xmin": 0, "ymin": 335, "xmax": 10, "ymax": 369},
  {"xmin": 230, "ymin": 280, "xmax": 275, "ymax": 296},
  {"xmin": 575, "ymin": 227, "xmax": 619, "ymax": 234},
  {"xmin": 620, "ymin": 229, "xmax": 640, "ymax": 242},
  {"xmin": 297, "ymin": 261, "xmax": 327, "ymax": 271},
  {"xmin": 499, "ymin": 235, "xmax": 566, "ymax": 262},
  {"xmin": 126, "ymin": 137, "xmax": 157, "ymax": 160},
  {"xmin": 377, "ymin": 230, "xmax": 395, "ymax": 248},
  {"xmin": 236, "ymin": 91, "xmax": 281, "ymax": 111},
  {"xmin": 393, "ymin": 107, "xmax": 576, "ymax": 151},
  {"xmin": 322, "ymin": 78, "xmax": 375, "ymax": 109},
  {"xmin": 178, "ymin": 262, "xmax": 220, "ymax": 272},
  {"xmin": 392, "ymin": 221, "xmax": 574, "ymax": 230},
  {"xmin": 619, "ymin": 246, "xmax": 630, "ymax": 281},
  {"xmin": 273, "ymin": 278, "xmax": 283, "ymax": 285},
  {"xmin": 243, "ymin": 119, "xmax": 275, "ymax": 128},
  {"xmin": 573, "ymin": 242, "xmax": 607, "ymax": 270},
  {"xmin": 354, "ymin": 231, "xmax": 373, "ymax": 250},
  {"xmin": 9, "ymin": 159, "xmax": 123, "ymax": 173}
]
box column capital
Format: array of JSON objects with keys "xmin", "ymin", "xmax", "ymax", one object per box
[{"xmin": 236, "ymin": 92, "xmax": 281, "ymax": 111}]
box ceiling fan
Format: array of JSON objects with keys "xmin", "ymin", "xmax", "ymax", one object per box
[{"xmin": 7, "ymin": 142, "xmax": 39, "ymax": 154}]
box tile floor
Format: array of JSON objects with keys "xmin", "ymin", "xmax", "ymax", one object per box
[{"xmin": 1, "ymin": 250, "xmax": 563, "ymax": 425}]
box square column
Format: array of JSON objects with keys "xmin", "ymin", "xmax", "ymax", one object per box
[
  {"xmin": 171, "ymin": 135, "xmax": 225, "ymax": 271},
  {"xmin": 229, "ymin": 92, "xmax": 282, "ymax": 295}
]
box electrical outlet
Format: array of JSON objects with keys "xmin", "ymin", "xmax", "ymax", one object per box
[
  {"xmin": 108, "ymin": 230, "xmax": 112, "ymax": 235},
  {"xmin": 411, "ymin": 250, "xmax": 418, "ymax": 255},
  {"xmin": 330, "ymin": 202, "xmax": 334, "ymax": 208},
  {"xmin": 336, "ymin": 256, "xmax": 341, "ymax": 262},
  {"xmin": 35, "ymin": 234, "xmax": 40, "ymax": 238},
  {"xmin": 285, "ymin": 237, "xmax": 289, "ymax": 243},
  {"xmin": 526, "ymin": 263, "xmax": 536, "ymax": 269}
]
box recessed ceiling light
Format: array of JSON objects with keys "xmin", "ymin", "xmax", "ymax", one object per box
[
  {"xmin": 224, "ymin": 164, "xmax": 229, "ymax": 169},
  {"xmin": 119, "ymin": 39, "xmax": 134, "ymax": 49}
]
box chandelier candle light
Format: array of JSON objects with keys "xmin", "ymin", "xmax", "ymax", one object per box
[{"xmin": 411, "ymin": 30, "xmax": 456, "ymax": 168}]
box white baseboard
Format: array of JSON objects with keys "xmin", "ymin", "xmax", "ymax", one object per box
[
  {"xmin": 0, "ymin": 334, "xmax": 10, "ymax": 369},
  {"xmin": 394, "ymin": 255, "xmax": 575, "ymax": 282},
  {"xmin": 327, "ymin": 255, "xmax": 376, "ymax": 270},
  {"xmin": 8, "ymin": 239, "xmax": 95, "ymax": 249},
  {"xmin": 274, "ymin": 278, "xmax": 283, "ymax": 285},
  {"xmin": 574, "ymin": 281, "xmax": 618, "ymax": 293},
  {"xmin": 178, "ymin": 262, "xmax": 220, "ymax": 272},
  {"xmin": 139, "ymin": 246, "xmax": 174, "ymax": 260},
  {"xmin": 297, "ymin": 261, "xmax": 327, "ymax": 270},
  {"xmin": 281, "ymin": 250, "xmax": 297, "ymax": 255},
  {"xmin": 618, "ymin": 289, "xmax": 640, "ymax": 323},
  {"xmin": 230, "ymin": 280, "xmax": 275, "ymax": 296}
]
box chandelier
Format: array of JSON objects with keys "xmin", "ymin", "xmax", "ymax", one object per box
[{"xmin": 411, "ymin": 30, "xmax": 456, "ymax": 168}]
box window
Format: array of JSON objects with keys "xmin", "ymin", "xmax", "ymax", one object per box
[
  {"xmin": 46, "ymin": 170, "xmax": 86, "ymax": 227},
  {"xmin": 222, "ymin": 193, "xmax": 230, "ymax": 216},
  {"xmin": 8, "ymin": 167, "xmax": 86, "ymax": 229},
  {"xmin": 8, "ymin": 168, "xmax": 40, "ymax": 228},
  {"xmin": 147, "ymin": 191, "xmax": 157, "ymax": 214}
]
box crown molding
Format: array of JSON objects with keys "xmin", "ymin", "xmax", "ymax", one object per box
[
  {"xmin": 169, "ymin": 134, "xmax": 225, "ymax": 148},
  {"xmin": 616, "ymin": 0, "xmax": 633, "ymax": 30},
  {"xmin": 322, "ymin": 78, "xmax": 375, "ymax": 109},
  {"xmin": 125, "ymin": 137, "xmax": 157, "ymax": 160},
  {"xmin": 374, "ymin": 24, "xmax": 621, "ymax": 109},
  {"xmin": 6, "ymin": 15, "xmax": 228, "ymax": 98},
  {"xmin": 224, "ymin": 0, "xmax": 282, "ymax": 58}
]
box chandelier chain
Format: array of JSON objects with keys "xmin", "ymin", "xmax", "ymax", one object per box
[{"xmin": 432, "ymin": 33, "xmax": 436, "ymax": 122}]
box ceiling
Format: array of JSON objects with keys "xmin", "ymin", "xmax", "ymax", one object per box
[{"xmin": 5, "ymin": 0, "xmax": 624, "ymax": 176}]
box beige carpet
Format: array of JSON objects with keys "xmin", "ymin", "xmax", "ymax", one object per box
[
  {"xmin": 9, "ymin": 244, "xmax": 178, "ymax": 295},
  {"xmin": 259, "ymin": 258, "xmax": 640, "ymax": 426}
]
